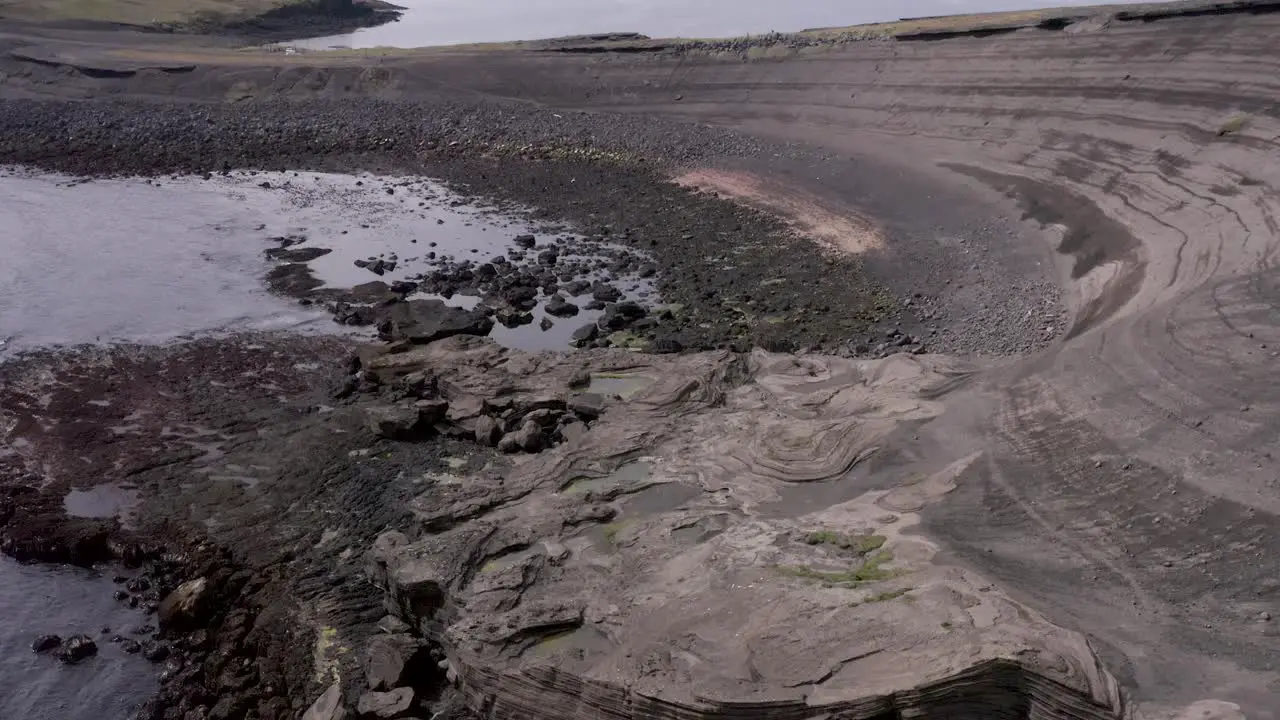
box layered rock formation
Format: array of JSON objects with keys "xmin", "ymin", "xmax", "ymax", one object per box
[{"xmin": 365, "ymin": 336, "xmax": 1126, "ymax": 719}]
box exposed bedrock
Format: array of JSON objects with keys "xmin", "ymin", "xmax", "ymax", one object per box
[
  {"xmin": 379, "ymin": 12, "xmax": 1280, "ymax": 716},
  {"xmin": 363, "ymin": 337, "xmax": 1125, "ymax": 720},
  {"xmin": 333, "ymin": 13, "xmax": 1280, "ymax": 716},
  {"xmin": 4, "ymin": 6, "xmax": 1279, "ymax": 718}
]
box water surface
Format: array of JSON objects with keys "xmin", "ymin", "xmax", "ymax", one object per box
[
  {"xmin": 0, "ymin": 170, "xmax": 326, "ymax": 356},
  {"xmin": 0, "ymin": 558, "xmax": 158, "ymax": 720},
  {"xmin": 297, "ymin": 0, "xmax": 1147, "ymax": 49}
]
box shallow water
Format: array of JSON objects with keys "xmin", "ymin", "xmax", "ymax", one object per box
[
  {"xmin": 0, "ymin": 558, "xmax": 158, "ymax": 720},
  {"xmin": 64, "ymin": 485, "xmax": 140, "ymax": 528},
  {"xmin": 295, "ymin": 0, "xmax": 1145, "ymax": 49},
  {"xmin": 0, "ymin": 170, "xmax": 328, "ymax": 356},
  {"xmin": 2, "ymin": 168, "xmax": 646, "ymax": 716},
  {"xmin": 244, "ymin": 171, "xmax": 656, "ymax": 351},
  {"xmin": 0, "ymin": 169, "xmax": 652, "ymax": 356}
]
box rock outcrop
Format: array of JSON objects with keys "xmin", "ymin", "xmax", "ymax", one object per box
[{"xmin": 365, "ymin": 337, "xmax": 1125, "ymax": 719}]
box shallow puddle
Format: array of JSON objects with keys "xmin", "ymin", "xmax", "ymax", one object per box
[
  {"xmin": 586, "ymin": 374, "xmax": 653, "ymax": 399},
  {"xmin": 564, "ymin": 460, "xmax": 654, "ymax": 495},
  {"xmin": 63, "ymin": 485, "xmax": 139, "ymax": 527}
]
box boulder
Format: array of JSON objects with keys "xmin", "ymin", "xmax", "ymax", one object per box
[
  {"xmin": 365, "ymin": 405, "xmax": 425, "ymax": 440},
  {"xmin": 473, "ymin": 416, "xmax": 504, "ymax": 447},
  {"xmin": 544, "ymin": 296, "xmax": 580, "ymax": 318},
  {"xmin": 414, "ymin": 399, "xmax": 450, "ymax": 426},
  {"xmin": 377, "ymin": 615, "xmax": 412, "ymax": 635},
  {"xmin": 55, "ymin": 635, "xmax": 97, "ymax": 664},
  {"xmin": 31, "ymin": 634, "xmax": 61, "ymax": 653},
  {"xmin": 364, "ymin": 634, "xmax": 427, "ymax": 691},
  {"xmin": 496, "ymin": 309, "xmax": 534, "ymax": 328},
  {"xmin": 265, "ymin": 246, "xmax": 331, "ymax": 262},
  {"xmin": 513, "ymin": 234, "xmax": 537, "ymax": 248},
  {"xmin": 590, "ymin": 283, "xmax": 623, "ymax": 302},
  {"xmin": 599, "ymin": 301, "xmax": 647, "ymax": 331},
  {"xmin": 571, "ymin": 323, "xmax": 599, "ymax": 346},
  {"xmin": 302, "ymin": 682, "xmax": 348, "ymax": 720},
  {"xmin": 158, "ymin": 577, "xmax": 210, "ymax": 632},
  {"xmin": 497, "ymin": 420, "xmax": 546, "ymax": 454},
  {"xmin": 567, "ymin": 393, "xmax": 606, "ymax": 420},
  {"xmin": 539, "ymin": 317, "xmax": 554, "ymax": 331},
  {"xmin": 377, "ymin": 300, "xmax": 493, "ymax": 344},
  {"xmin": 356, "ymin": 688, "xmax": 415, "ymax": 719},
  {"xmin": 563, "ymin": 279, "xmax": 591, "ymax": 296},
  {"xmin": 141, "ymin": 640, "xmax": 171, "ymax": 663}
]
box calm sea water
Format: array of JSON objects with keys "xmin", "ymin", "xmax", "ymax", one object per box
[
  {"xmin": 0, "ymin": 558, "xmax": 158, "ymax": 720},
  {"xmin": 296, "ymin": 0, "xmax": 1146, "ymax": 49}
]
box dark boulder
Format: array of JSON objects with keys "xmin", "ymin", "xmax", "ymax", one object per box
[
  {"xmin": 544, "ymin": 296, "xmax": 580, "ymax": 318},
  {"xmin": 598, "ymin": 301, "xmax": 647, "ymax": 331},
  {"xmin": 158, "ymin": 577, "xmax": 210, "ymax": 632},
  {"xmin": 364, "ymin": 634, "xmax": 430, "ymax": 692},
  {"xmin": 513, "ymin": 234, "xmax": 537, "ymax": 248},
  {"xmin": 32, "ymin": 634, "xmax": 61, "ymax": 653},
  {"xmin": 377, "ymin": 300, "xmax": 493, "ymax": 344},
  {"xmin": 591, "ymin": 283, "xmax": 623, "ymax": 302},
  {"xmin": 365, "ymin": 405, "xmax": 426, "ymax": 440},
  {"xmin": 141, "ymin": 641, "xmax": 171, "ymax": 663},
  {"xmin": 265, "ymin": 246, "xmax": 332, "ymax": 262},
  {"xmin": 563, "ymin": 279, "xmax": 591, "ymax": 296},
  {"xmin": 55, "ymin": 635, "xmax": 98, "ymax": 664},
  {"xmin": 501, "ymin": 285, "xmax": 539, "ymax": 310},
  {"xmin": 571, "ymin": 323, "xmax": 599, "ymax": 346}
]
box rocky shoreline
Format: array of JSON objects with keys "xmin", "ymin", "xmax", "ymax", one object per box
[{"xmin": 0, "ymin": 37, "xmax": 1074, "ymax": 720}]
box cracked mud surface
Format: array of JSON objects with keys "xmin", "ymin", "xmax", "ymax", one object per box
[{"xmin": 3, "ymin": 2, "xmax": 1280, "ymax": 719}]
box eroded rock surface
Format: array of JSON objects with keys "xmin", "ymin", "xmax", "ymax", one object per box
[{"xmin": 365, "ymin": 337, "xmax": 1124, "ymax": 719}]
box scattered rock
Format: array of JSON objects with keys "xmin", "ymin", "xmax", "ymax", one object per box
[
  {"xmin": 649, "ymin": 337, "xmax": 685, "ymax": 354},
  {"xmin": 55, "ymin": 635, "xmax": 98, "ymax": 664},
  {"xmin": 356, "ymin": 687, "xmax": 415, "ymax": 720},
  {"xmin": 32, "ymin": 634, "xmax": 61, "ymax": 653},
  {"xmin": 563, "ymin": 279, "xmax": 591, "ymax": 296},
  {"xmin": 120, "ymin": 639, "xmax": 143, "ymax": 654},
  {"xmin": 539, "ymin": 317, "xmax": 554, "ymax": 331}
]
